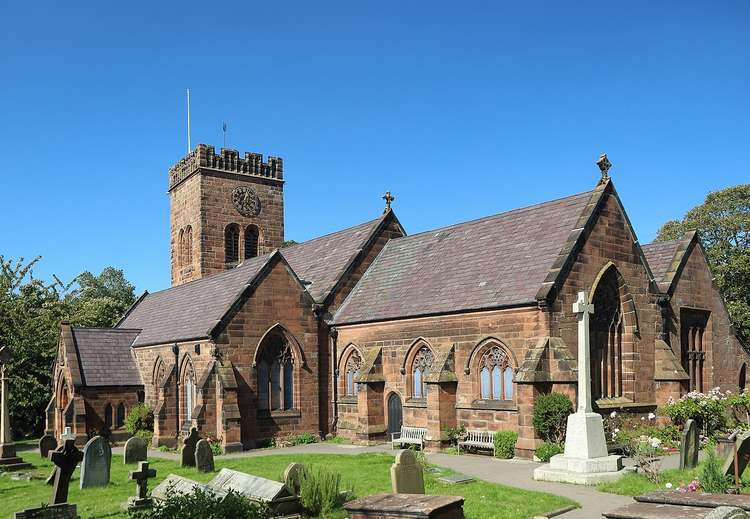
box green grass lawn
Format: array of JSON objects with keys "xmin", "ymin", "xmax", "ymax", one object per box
[{"xmin": 1, "ymin": 449, "xmax": 576, "ymax": 518}]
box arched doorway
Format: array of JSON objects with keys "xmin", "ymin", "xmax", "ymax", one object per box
[{"xmin": 387, "ymin": 393, "xmax": 403, "ymax": 436}]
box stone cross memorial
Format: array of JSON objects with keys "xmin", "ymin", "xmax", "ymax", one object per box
[
  {"xmin": 533, "ymin": 291, "xmax": 625, "ymax": 485},
  {"xmin": 124, "ymin": 436, "xmax": 148, "ymax": 465},
  {"xmin": 50, "ymin": 439, "xmax": 84, "ymax": 504},
  {"xmin": 80, "ymin": 435, "xmax": 111, "ymax": 489},
  {"xmin": 195, "ymin": 438, "xmax": 214, "ymax": 472},
  {"xmin": 0, "ymin": 345, "xmax": 32, "ymax": 471},
  {"xmin": 390, "ymin": 449, "xmax": 425, "ymax": 494},
  {"xmin": 124, "ymin": 461, "xmax": 157, "ymax": 511},
  {"xmin": 180, "ymin": 427, "xmax": 200, "ymax": 467},
  {"xmin": 680, "ymin": 419, "xmax": 699, "ymax": 470}
]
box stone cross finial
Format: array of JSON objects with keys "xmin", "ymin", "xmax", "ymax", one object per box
[
  {"xmin": 49, "ymin": 439, "xmax": 83, "ymax": 505},
  {"xmin": 573, "ymin": 291, "xmax": 595, "ymax": 413},
  {"xmin": 597, "ymin": 153, "xmax": 612, "ymax": 184},
  {"xmin": 129, "ymin": 461, "xmax": 157, "ymax": 500},
  {"xmin": 382, "ymin": 191, "xmax": 395, "ymax": 213}
]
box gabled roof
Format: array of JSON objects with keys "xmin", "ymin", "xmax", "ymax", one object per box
[
  {"xmin": 71, "ymin": 327, "xmax": 142, "ymax": 386},
  {"xmin": 333, "ymin": 189, "xmax": 595, "ymax": 325},
  {"xmin": 118, "ymin": 215, "xmax": 393, "ymax": 347},
  {"xmin": 641, "ymin": 231, "xmax": 697, "ymax": 294}
]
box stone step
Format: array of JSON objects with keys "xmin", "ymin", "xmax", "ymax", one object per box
[{"xmin": 603, "ymin": 502, "xmax": 710, "ymax": 519}]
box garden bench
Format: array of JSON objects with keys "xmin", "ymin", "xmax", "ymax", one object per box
[
  {"xmin": 391, "ymin": 426, "xmax": 427, "ymax": 450},
  {"xmin": 458, "ymin": 430, "xmax": 495, "ymax": 456}
]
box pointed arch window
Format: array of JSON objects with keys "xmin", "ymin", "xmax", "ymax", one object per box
[
  {"xmin": 116, "ymin": 403, "xmax": 126, "ymax": 428},
  {"xmin": 178, "ymin": 229, "xmax": 185, "ymax": 267},
  {"xmin": 591, "ymin": 268, "xmax": 624, "ymax": 400},
  {"xmin": 478, "ymin": 346, "xmax": 514, "ymax": 401},
  {"xmin": 258, "ymin": 336, "xmax": 295, "ymax": 411},
  {"xmin": 412, "ymin": 346, "xmax": 433, "ymax": 399},
  {"xmin": 344, "ymin": 351, "xmax": 362, "ymax": 397},
  {"xmin": 184, "ymin": 226, "xmax": 193, "ymax": 265},
  {"xmin": 244, "ymin": 225, "xmax": 259, "ymax": 260},
  {"xmin": 182, "ymin": 360, "xmax": 196, "ymax": 426},
  {"xmin": 104, "ymin": 403, "xmax": 113, "ymax": 428},
  {"xmin": 225, "ymin": 224, "xmax": 240, "ymax": 265}
]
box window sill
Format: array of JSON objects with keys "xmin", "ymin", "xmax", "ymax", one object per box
[
  {"xmin": 594, "ymin": 398, "xmax": 656, "ymax": 410},
  {"xmin": 404, "ymin": 398, "xmax": 427, "ymax": 409},
  {"xmin": 257, "ymin": 409, "xmax": 302, "ymax": 420},
  {"xmin": 338, "ymin": 397, "xmax": 358, "ymax": 405},
  {"xmin": 457, "ymin": 400, "xmax": 518, "ymax": 412}
]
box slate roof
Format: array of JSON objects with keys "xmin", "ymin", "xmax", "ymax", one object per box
[
  {"xmin": 118, "ymin": 254, "xmax": 271, "ymax": 347},
  {"xmin": 334, "ymin": 190, "xmax": 595, "ymax": 324},
  {"xmin": 282, "ymin": 216, "xmax": 386, "ymax": 302},
  {"xmin": 71, "ymin": 327, "xmax": 142, "ymax": 386},
  {"xmin": 118, "ymin": 216, "xmax": 388, "ymax": 347},
  {"xmin": 641, "ymin": 239, "xmax": 681, "ymax": 285}
]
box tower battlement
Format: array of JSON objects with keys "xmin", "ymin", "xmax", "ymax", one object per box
[{"xmin": 169, "ymin": 144, "xmax": 283, "ymax": 190}]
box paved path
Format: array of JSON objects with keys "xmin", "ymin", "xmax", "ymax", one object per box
[{"xmin": 113, "ymin": 442, "xmax": 646, "ymax": 518}]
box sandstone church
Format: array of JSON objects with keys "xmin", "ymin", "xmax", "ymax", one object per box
[{"xmin": 47, "ymin": 145, "xmax": 749, "ymax": 457}]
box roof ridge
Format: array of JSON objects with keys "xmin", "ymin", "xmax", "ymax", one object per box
[
  {"xmin": 642, "ymin": 237, "xmax": 684, "ymax": 248},
  {"xmin": 72, "ymin": 326, "xmax": 142, "ymax": 332},
  {"xmin": 389, "ymin": 189, "xmax": 594, "ymax": 242}
]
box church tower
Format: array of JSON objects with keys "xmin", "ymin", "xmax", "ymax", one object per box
[{"xmin": 168, "ymin": 144, "xmax": 284, "ymax": 286}]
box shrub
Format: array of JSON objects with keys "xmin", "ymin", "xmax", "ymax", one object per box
[
  {"xmin": 493, "ymin": 431, "xmax": 518, "ymax": 459},
  {"xmin": 662, "ymin": 389, "xmax": 729, "ymax": 438},
  {"xmin": 207, "ymin": 436, "xmax": 223, "ymax": 456},
  {"xmin": 298, "ymin": 466, "xmax": 343, "ymax": 516},
  {"xmin": 533, "ymin": 393, "xmax": 574, "ymax": 444},
  {"xmin": 125, "ymin": 404, "xmax": 154, "ymax": 435},
  {"xmin": 700, "ymin": 442, "xmax": 731, "ymax": 494},
  {"xmin": 444, "ymin": 425, "xmax": 466, "ymax": 447},
  {"xmin": 291, "ymin": 432, "xmax": 317, "ymax": 446},
  {"xmin": 630, "ymin": 435, "xmax": 664, "ymax": 483},
  {"xmin": 128, "ymin": 486, "xmax": 269, "ymax": 519},
  {"xmin": 535, "ymin": 442, "xmax": 563, "ymax": 462},
  {"xmin": 135, "ymin": 429, "xmax": 153, "ymax": 445}
]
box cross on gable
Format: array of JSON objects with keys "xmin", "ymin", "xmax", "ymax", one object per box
[
  {"xmin": 129, "ymin": 461, "xmax": 157, "ymax": 499},
  {"xmin": 572, "ymin": 291, "xmax": 594, "ymax": 316},
  {"xmin": 382, "ymin": 191, "xmax": 395, "ymax": 212}
]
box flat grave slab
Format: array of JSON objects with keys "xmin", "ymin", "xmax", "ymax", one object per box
[
  {"xmin": 603, "ymin": 502, "xmax": 710, "ymax": 519},
  {"xmin": 209, "ymin": 468, "xmax": 289, "ymax": 502},
  {"xmin": 152, "ymin": 474, "xmax": 225, "ymax": 501},
  {"xmin": 344, "ymin": 494, "xmax": 464, "ymax": 519},
  {"xmin": 635, "ymin": 492, "xmax": 750, "ymax": 511},
  {"xmin": 437, "ymin": 474, "xmax": 475, "ymax": 484}
]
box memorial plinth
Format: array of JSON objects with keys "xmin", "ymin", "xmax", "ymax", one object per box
[{"xmin": 0, "ymin": 345, "xmax": 32, "ymax": 472}]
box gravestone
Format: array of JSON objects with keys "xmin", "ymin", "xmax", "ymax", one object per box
[
  {"xmin": 50, "ymin": 439, "xmax": 83, "ymax": 504},
  {"xmin": 195, "ymin": 439, "xmax": 214, "ymax": 472},
  {"xmin": 123, "ymin": 461, "xmax": 157, "ymax": 511},
  {"xmin": 208, "ymin": 468, "xmax": 301, "ymax": 516},
  {"xmin": 152, "ymin": 474, "xmax": 222, "ymax": 501},
  {"xmin": 344, "ymin": 494, "xmax": 464, "ymax": 519},
  {"xmin": 283, "ymin": 462, "xmax": 304, "ymax": 495},
  {"xmin": 39, "ymin": 435, "xmax": 57, "ymax": 458},
  {"xmin": 390, "ymin": 449, "xmax": 425, "ymax": 494},
  {"xmin": 80, "ymin": 435, "xmax": 111, "ymax": 489},
  {"xmin": 438, "ymin": 474, "xmax": 475, "ymax": 484},
  {"xmin": 680, "ymin": 418, "xmax": 699, "ymax": 469},
  {"xmin": 180, "ymin": 427, "xmax": 200, "ymax": 467},
  {"xmin": 723, "ymin": 430, "xmax": 750, "ymax": 478},
  {"xmin": 47, "ymin": 429, "xmax": 77, "ymax": 486},
  {"xmin": 124, "ymin": 436, "xmax": 148, "ymax": 465}
]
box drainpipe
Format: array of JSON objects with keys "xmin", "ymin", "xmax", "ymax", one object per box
[
  {"xmin": 172, "ymin": 343, "xmax": 180, "ymax": 442},
  {"xmin": 329, "ymin": 328, "xmax": 339, "ymax": 432}
]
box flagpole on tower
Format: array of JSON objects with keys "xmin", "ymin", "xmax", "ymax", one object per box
[{"xmin": 186, "ymin": 88, "xmax": 192, "ymax": 153}]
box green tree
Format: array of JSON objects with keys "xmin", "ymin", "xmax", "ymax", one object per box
[
  {"xmin": 281, "ymin": 240, "xmax": 298, "ymax": 248},
  {"xmin": 0, "ymin": 257, "xmax": 136, "ymax": 437},
  {"xmin": 655, "ymin": 183, "xmax": 750, "ymax": 343}
]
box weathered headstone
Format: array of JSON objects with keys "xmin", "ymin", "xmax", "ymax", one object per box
[
  {"xmin": 49, "ymin": 439, "xmax": 84, "ymax": 504},
  {"xmin": 80, "ymin": 435, "xmax": 111, "ymax": 489},
  {"xmin": 180, "ymin": 427, "xmax": 200, "ymax": 467},
  {"xmin": 124, "ymin": 436, "xmax": 148, "ymax": 465},
  {"xmin": 47, "ymin": 429, "xmax": 76, "ymax": 486},
  {"xmin": 152, "ymin": 474, "xmax": 222, "ymax": 501},
  {"xmin": 679, "ymin": 419, "xmax": 699, "ymax": 469},
  {"xmin": 39, "ymin": 435, "xmax": 57, "ymax": 458},
  {"xmin": 123, "ymin": 461, "xmax": 157, "ymax": 511},
  {"xmin": 283, "ymin": 462, "xmax": 304, "ymax": 495},
  {"xmin": 723, "ymin": 430, "xmax": 750, "ymax": 478},
  {"xmin": 390, "ymin": 449, "xmax": 425, "ymax": 494},
  {"xmin": 195, "ymin": 439, "xmax": 214, "ymax": 472},
  {"xmin": 0, "ymin": 345, "xmax": 32, "ymax": 472}
]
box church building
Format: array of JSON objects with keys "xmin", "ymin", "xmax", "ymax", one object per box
[{"xmin": 47, "ymin": 145, "xmax": 749, "ymax": 457}]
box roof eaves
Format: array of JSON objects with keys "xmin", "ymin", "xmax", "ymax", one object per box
[{"xmin": 663, "ymin": 231, "xmax": 699, "ymax": 296}]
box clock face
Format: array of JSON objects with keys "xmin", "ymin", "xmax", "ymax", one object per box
[{"xmin": 231, "ymin": 186, "xmax": 262, "ymax": 217}]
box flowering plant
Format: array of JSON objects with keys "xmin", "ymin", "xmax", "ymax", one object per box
[
  {"xmin": 662, "ymin": 388, "xmax": 729, "ymax": 438},
  {"xmin": 676, "ymin": 479, "xmax": 701, "ymax": 493},
  {"xmin": 632, "ymin": 435, "xmax": 664, "ymax": 482}
]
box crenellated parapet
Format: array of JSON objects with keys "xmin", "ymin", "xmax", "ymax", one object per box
[{"xmin": 169, "ymin": 144, "xmax": 283, "ymax": 190}]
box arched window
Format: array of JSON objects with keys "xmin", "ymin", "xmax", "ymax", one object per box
[
  {"xmin": 344, "ymin": 350, "xmax": 362, "ymax": 397},
  {"xmin": 116, "ymin": 403, "xmax": 126, "ymax": 428},
  {"xmin": 225, "ymin": 224, "xmax": 240, "ymax": 265},
  {"xmin": 104, "ymin": 403, "xmax": 113, "ymax": 428},
  {"xmin": 412, "ymin": 346, "xmax": 433, "ymax": 399},
  {"xmin": 178, "ymin": 228, "xmax": 185, "ymax": 267},
  {"xmin": 591, "ymin": 268, "xmax": 624, "ymax": 400},
  {"xmin": 257, "ymin": 335, "xmax": 295, "ymax": 411},
  {"xmin": 244, "ymin": 225, "xmax": 259, "ymax": 260},
  {"xmin": 478, "ymin": 345, "xmax": 514, "ymax": 400},
  {"xmin": 182, "ymin": 360, "xmax": 195, "ymax": 425},
  {"xmin": 184, "ymin": 226, "xmax": 193, "ymax": 265},
  {"xmin": 740, "ymin": 364, "xmax": 747, "ymax": 391}
]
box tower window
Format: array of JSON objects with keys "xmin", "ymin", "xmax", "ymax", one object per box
[
  {"xmin": 244, "ymin": 225, "xmax": 259, "ymax": 260},
  {"xmin": 225, "ymin": 224, "xmax": 240, "ymax": 265},
  {"xmin": 184, "ymin": 226, "xmax": 193, "ymax": 266}
]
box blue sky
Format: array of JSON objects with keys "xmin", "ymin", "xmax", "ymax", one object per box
[{"xmin": 1, "ymin": 1, "xmax": 747, "ymax": 293}]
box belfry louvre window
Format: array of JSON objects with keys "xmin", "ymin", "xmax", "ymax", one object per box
[
  {"xmin": 244, "ymin": 225, "xmax": 259, "ymax": 260},
  {"xmin": 225, "ymin": 224, "xmax": 240, "ymax": 265},
  {"xmin": 257, "ymin": 336, "xmax": 295, "ymax": 411},
  {"xmin": 681, "ymin": 309, "xmax": 709, "ymax": 393}
]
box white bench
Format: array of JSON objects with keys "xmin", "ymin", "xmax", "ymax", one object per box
[
  {"xmin": 458, "ymin": 430, "xmax": 495, "ymax": 456},
  {"xmin": 391, "ymin": 426, "xmax": 427, "ymax": 450}
]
